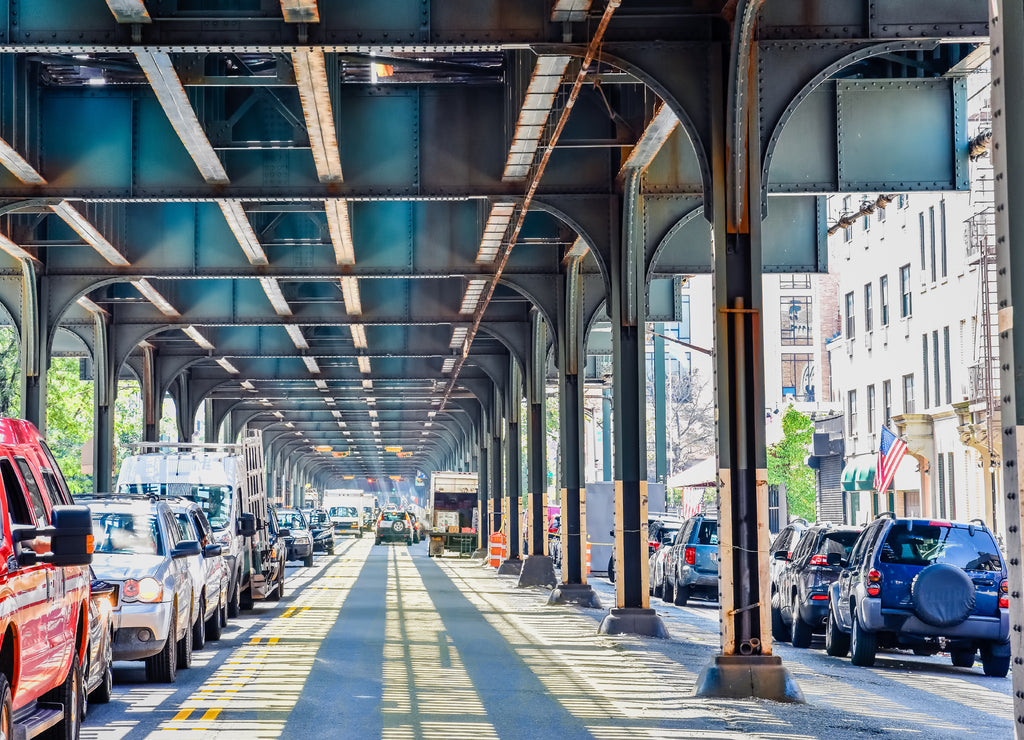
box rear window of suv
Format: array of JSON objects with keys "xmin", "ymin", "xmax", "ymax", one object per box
[
  {"xmin": 380, "ymin": 512, "xmax": 406, "ymax": 522},
  {"xmin": 695, "ymin": 520, "xmax": 718, "ymax": 545},
  {"xmin": 878, "ymin": 522, "xmax": 1002, "ymax": 571}
]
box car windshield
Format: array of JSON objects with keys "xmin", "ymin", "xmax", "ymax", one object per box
[
  {"xmin": 380, "ymin": 512, "xmax": 406, "ymax": 522},
  {"xmin": 277, "ymin": 511, "xmax": 307, "ymax": 529},
  {"xmin": 329, "ymin": 506, "xmax": 358, "ymax": 517},
  {"xmin": 307, "ymin": 511, "xmax": 328, "ymax": 526},
  {"xmin": 120, "ymin": 482, "xmax": 233, "ymax": 530},
  {"xmin": 696, "ymin": 521, "xmax": 718, "ymax": 545},
  {"xmin": 879, "ymin": 522, "xmax": 1003, "ymax": 571},
  {"xmin": 815, "ymin": 530, "xmax": 860, "ymax": 557},
  {"xmin": 92, "ymin": 512, "xmax": 162, "ymax": 555}
]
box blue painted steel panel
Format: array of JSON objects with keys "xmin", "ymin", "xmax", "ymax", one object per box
[
  {"xmin": 762, "ymin": 196, "xmax": 826, "ymax": 273},
  {"xmin": 42, "ymin": 92, "xmax": 132, "ymax": 188},
  {"xmin": 420, "ymin": 88, "xmax": 505, "ymax": 192},
  {"xmin": 135, "ymin": 94, "xmax": 210, "ymax": 189},
  {"xmin": 339, "ymin": 91, "xmax": 419, "ymax": 190},
  {"xmin": 768, "ymin": 84, "xmax": 838, "ymax": 191},
  {"xmin": 645, "ymin": 126, "xmax": 705, "ymax": 194},
  {"xmin": 352, "ymin": 201, "xmax": 414, "ymax": 269}
]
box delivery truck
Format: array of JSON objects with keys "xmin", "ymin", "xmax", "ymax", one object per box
[{"xmin": 427, "ymin": 471, "xmax": 478, "ymax": 557}]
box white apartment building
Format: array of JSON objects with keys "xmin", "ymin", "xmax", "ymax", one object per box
[{"xmin": 826, "ymin": 190, "xmax": 1003, "ymax": 536}]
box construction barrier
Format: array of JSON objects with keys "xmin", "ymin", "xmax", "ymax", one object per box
[
  {"xmin": 488, "ymin": 532, "xmax": 506, "ymax": 567},
  {"xmin": 586, "ymin": 541, "xmax": 591, "ymax": 575}
]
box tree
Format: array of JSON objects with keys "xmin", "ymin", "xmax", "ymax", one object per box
[
  {"xmin": 45, "ymin": 358, "xmax": 94, "ymax": 495},
  {"xmin": 0, "ymin": 328, "xmax": 20, "ymax": 416},
  {"xmin": 767, "ymin": 406, "xmax": 815, "ymax": 521}
]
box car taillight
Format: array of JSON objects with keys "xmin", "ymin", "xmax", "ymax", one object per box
[
  {"xmin": 1000, "ymin": 578, "xmax": 1009, "ymax": 609},
  {"xmin": 809, "ymin": 555, "xmax": 828, "ymax": 566},
  {"xmin": 866, "ymin": 569, "xmax": 882, "ymax": 597},
  {"xmin": 649, "ymin": 540, "xmax": 660, "ymax": 552},
  {"xmin": 684, "ymin": 547, "xmax": 695, "ymax": 565}
]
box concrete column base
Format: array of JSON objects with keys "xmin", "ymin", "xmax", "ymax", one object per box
[
  {"xmin": 693, "ymin": 655, "xmax": 805, "ymax": 703},
  {"xmin": 517, "ymin": 555, "xmax": 557, "ymax": 588},
  {"xmin": 471, "ymin": 548, "xmax": 487, "ymax": 559},
  {"xmin": 547, "ymin": 583, "xmax": 602, "ymax": 609},
  {"xmin": 598, "ymin": 607, "xmax": 669, "ymax": 638},
  {"xmin": 496, "ymin": 558, "xmax": 523, "ymax": 575}
]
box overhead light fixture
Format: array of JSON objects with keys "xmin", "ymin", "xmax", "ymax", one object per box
[
  {"xmin": 424, "ymin": 422, "xmax": 433, "ymax": 427},
  {"xmin": 324, "ymin": 397, "xmax": 335, "ymax": 404},
  {"xmin": 459, "ymin": 278, "xmax": 488, "ymax": 315},
  {"xmin": 315, "ymin": 445, "xmax": 333, "ymax": 452},
  {"xmin": 132, "ymin": 279, "xmax": 180, "ymax": 317},
  {"xmin": 303, "ymin": 356, "xmax": 321, "ymax": 373},
  {"xmin": 284, "ymin": 421, "xmax": 294, "ymax": 428},
  {"xmin": 342, "ymin": 430, "xmax": 350, "ymax": 435},
  {"xmin": 368, "ymin": 409, "xmax": 378, "ymax": 418},
  {"xmin": 340, "ymin": 276, "xmax": 362, "ymax": 315},
  {"xmin": 315, "ymin": 379, "xmax": 328, "ymax": 390},
  {"xmin": 260, "ymin": 398, "xmax": 273, "ymax": 407},
  {"xmin": 365, "ymin": 397, "xmax": 376, "ymax": 405},
  {"xmin": 427, "ymin": 411, "xmax": 437, "ymax": 418},
  {"xmin": 371, "ymin": 421, "xmax": 379, "ymax": 428},
  {"xmin": 385, "ymin": 445, "xmax": 402, "ymax": 453},
  {"xmin": 216, "ymin": 357, "xmax": 240, "ymax": 374},
  {"xmin": 358, "ymin": 356, "xmax": 371, "ymax": 374},
  {"xmin": 182, "ymin": 325, "xmax": 215, "ymax": 350},
  {"xmin": 332, "ymin": 410, "xmax": 343, "ymax": 418},
  {"xmin": 441, "ymin": 357, "xmax": 455, "ymax": 373},
  {"xmin": 0, "ymin": 136, "xmax": 45, "ymax": 184},
  {"xmin": 476, "ymin": 202, "xmax": 515, "ymax": 263},
  {"xmin": 325, "ymin": 199, "xmax": 355, "ymax": 265},
  {"xmin": 51, "ymin": 201, "xmax": 130, "ymax": 266},
  {"xmin": 362, "ymin": 378, "xmax": 373, "ymax": 389},
  {"xmin": 259, "ymin": 277, "xmax": 292, "ymax": 316},
  {"xmin": 241, "ymin": 380, "xmax": 256, "ymax": 391},
  {"xmin": 350, "ymin": 324, "xmax": 367, "ymax": 349},
  {"xmin": 421, "ymin": 430, "xmax": 430, "ymax": 435},
  {"xmin": 285, "ymin": 325, "xmax": 309, "ymax": 350},
  {"xmin": 503, "ymin": 55, "xmax": 571, "ymax": 181},
  {"xmin": 219, "ymin": 200, "xmax": 267, "ymax": 265},
  {"xmin": 273, "ymin": 411, "xmax": 285, "ymax": 419}
]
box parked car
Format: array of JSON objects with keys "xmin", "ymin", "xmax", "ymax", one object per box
[
  {"xmin": 771, "ymin": 523, "xmax": 862, "ymax": 647},
  {"xmin": 86, "ymin": 569, "xmax": 117, "ymax": 706},
  {"xmin": 768, "ymin": 517, "xmax": 809, "ymax": 587},
  {"xmin": 306, "ymin": 508, "xmax": 336, "ymax": 555},
  {"xmin": 375, "ymin": 510, "xmax": 414, "ymax": 545},
  {"xmin": 277, "ymin": 508, "xmax": 315, "ymax": 566},
  {"xmin": 826, "ymin": 513, "xmax": 1010, "ymax": 676},
  {"xmin": 170, "ymin": 500, "xmax": 226, "ymax": 646},
  {"xmin": 648, "ymin": 518, "xmax": 684, "ymax": 598},
  {"xmin": 254, "ymin": 507, "xmax": 288, "ymax": 604},
  {"xmin": 89, "ymin": 496, "xmax": 200, "ymax": 683},
  {"xmin": 663, "ymin": 514, "xmax": 719, "ymax": 606},
  {"xmin": 0, "ymin": 418, "xmax": 94, "ymax": 740},
  {"xmin": 609, "ymin": 512, "xmax": 680, "ymax": 583}
]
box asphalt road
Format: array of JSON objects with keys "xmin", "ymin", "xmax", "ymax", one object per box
[{"xmin": 81, "ymin": 541, "xmax": 1013, "ymax": 739}]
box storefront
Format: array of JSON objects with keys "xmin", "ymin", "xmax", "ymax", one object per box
[{"xmin": 840, "ymin": 453, "xmax": 921, "ymax": 524}]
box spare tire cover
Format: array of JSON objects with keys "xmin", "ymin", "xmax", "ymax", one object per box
[
  {"xmin": 392, "ymin": 520, "xmax": 405, "ymax": 532},
  {"xmin": 911, "ymin": 563, "xmax": 975, "ymax": 628}
]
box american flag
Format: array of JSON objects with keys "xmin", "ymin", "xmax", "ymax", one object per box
[{"xmin": 876, "ymin": 426, "xmax": 907, "ymax": 494}]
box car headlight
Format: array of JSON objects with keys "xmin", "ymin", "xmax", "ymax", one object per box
[{"xmin": 123, "ymin": 577, "xmax": 163, "ymax": 603}]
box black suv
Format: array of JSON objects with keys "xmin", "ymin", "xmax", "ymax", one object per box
[
  {"xmin": 771, "ymin": 523, "xmax": 862, "ymax": 647},
  {"xmin": 826, "ymin": 514, "xmax": 1009, "ymax": 676}
]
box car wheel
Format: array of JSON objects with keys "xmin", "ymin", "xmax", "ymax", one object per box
[
  {"xmin": 145, "ymin": 607, "xmax": 177, "ymax": 683},
  {"xmin": 662, "ymin": 576, "xmax": 674, "ymax": 604},
  {"xmin": 177, "ymin": 607, "xmax": 193, "ymax": 668},
  {"xmin": 375, "ymin": 537, "xmax": 382, "ymax": 545},
  {"xmin": 192, "ymin": 595, "xmax": 206, "ymax": 650},
  {"xmin": 607, "ymin": 556, "xmax": 615, "ymax": 583},
  {"xmin": 269, "ymin": 562, "xmax": 285, "ymax": 602},
  {"xmin": 771, "ymin": 592, "xmax": 788, "ymax": 643},
  {"xmin": 240, "ymin": 585, "xmax": 254, "ymax": 611},
  {"xmin": 790, "ymin": 596, "xmax": 813, "ymax": 648},
  {"xmin": 950, "ymin": 648, "xmax": 976, "ymax": 668},
  {"xmin": 673, "ymin": 583, "xmax": 690, "ymax": 607},
  {"xmin": 0, "ymin": 674, "xmax": 12, "ymax": 740},
  {"xmin": 824, "ymin": 607, "xmax": 850, "ymax": 657},
  {"xmin": 227, "ymin": 576, "xmax": 241, "ymax": 619},
  {"xmin": 980, "ymin": 640, "xmax": 1011, "ymax": 677},
  {"xmin": 303, "ymin": 553, "xmax": 314, "ymax": 567},
  {"xmin": 653, "ymin": 575, "xmax": 663, "ymax": 599},
  {"xmin": 40, "ymin": 651, "xmax": 81, "ymax": 740},
  {"xmin": 206, "ymin": 596, "xmax": 224, "ymax": 641},
  {"xmin": 90, "ymin": 632, "xmax": 113, "ymax": 704},
  {"xmin": 849, "ymin": 612, "xmax": 877, "ymax": 667}
]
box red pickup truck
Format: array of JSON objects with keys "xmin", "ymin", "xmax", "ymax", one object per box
[{"xmin": 0, "ymin": 419, "xmax": 94, "ymax": 739}]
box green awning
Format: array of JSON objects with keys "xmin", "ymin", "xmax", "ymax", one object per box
[{"xmin": 841, "ymin": 459, "xmax": 876, "ymax": 491}]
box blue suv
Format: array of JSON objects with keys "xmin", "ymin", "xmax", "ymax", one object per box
[{"xmin": 826, "ymin": 513, "xmax": 1009, "ymax": 676}]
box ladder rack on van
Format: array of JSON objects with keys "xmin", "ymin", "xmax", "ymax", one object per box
[{"xmin": 125, "ymin": 441, "xmax": 243, "ymax": 453}]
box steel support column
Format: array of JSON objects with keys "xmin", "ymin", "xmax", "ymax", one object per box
[
  {"xmin": 92, "ymin": 311, "xmax": 116, "ymax": 493},
  {"xmin": 654, "ymin": 322, "xmax": 667, "ymax": 484},
  {"xmin": 693, "ymin": 13, "xmax": 801, "ymax": 699},
  {"xmin": 19, "ymin": 260, "xmax": 47, "ymax": 432},
  {"xmin": 548, "ymin": 258, "xmax": 599, "ymax": 607},
  {"xmin": 602, "ymin": 388, "xmax": 612, "ymax": 481},
  {"xmin": 491, "ymin": 385, "xmax": 503, "ymax": 539},
  {"xmin": 989, "ymin": 1, "xmax": 1024, "ymax": 733},
  {"xmin": 477, "ymin": 423, "xmax": 490, "ymax": 555},
  {"xmin": 599, "ymin": 174, "xmax": 664, "ymax": 636},
  {"xmin": 503, "ymin": 356, "xmax": 522, "ymax": 565},
  {"xmin": 142, "ymin": 345, "xmax": 159, "ymax": 443}
]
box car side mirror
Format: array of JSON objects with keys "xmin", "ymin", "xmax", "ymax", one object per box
[
  {"xmin": 14, "ymin": 505, "xmax": 95, "ymax": 567},
  {"xmin": 772, "ymin": 551, "xmax": 789, "ymax": 561},
  {"xmin": 277, "ymin": 528, "xmax": 291, "ymax": 539},
  {"xmin": 826, "ymin": 552, "xmax": 843, "ymax": 567},
  {"xmin": 172, "ymin": 540, "xmax": 202, "ymax": 559},
  {"xmin": 203, "ymin": 543, "xmax": 222, "ymax": 558},
  {"xmin": 238, "ymin": 513, "xmax": 256, "ymax": 538}
]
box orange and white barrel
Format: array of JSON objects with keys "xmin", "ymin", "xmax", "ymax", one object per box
[
  {"xmin": 586, "ymin": 541, "xmax": 592, "ymax": 575},
  {"xmin": 488, "ymin": 532, "xmax": 506, "ymax": 567}
]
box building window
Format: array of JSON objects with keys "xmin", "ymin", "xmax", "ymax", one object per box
[
  {"xmin": 877, "ymin": 204, "xmax": 886, "ymax": 223},
  {"xmin": 900, "ymin": 264, "xmax": 912, "ymax": 317},
  {"xmin": 943, "ymin": 325, "xmax": 952, "ymax": 404},
  {"xmin": 937, "ymin": 453, "xmax": 946, "ymax": 519},
  {"xmin": 932, "ymin": 330, "xmax": 941, "ymax": 408},
  {"xmin": 779, "ymin": 274, "xmax": 811, "ymax": 289},
  {"xmin": 864, "ymin": 283, "xmax": 873, "ymax": 333},
  {"xmin": 947, "ymin": 451, "xmax": 956, "ymax": 519},
  {"xmin": 929, "ymin": 205, "xmax": 937, "ymax": 283},
  {"xmin": 898, "ymin": 194, "xmax": 909, "ymax": 209},
  {"xmin": 922, "ymin": 335, "xmax": 930, "ymax": 409},
  {"xmin": 845, "ymin": 292, "xmax": 855, "ymax": 339},
  {"xmin": 883, "ymin": 379, "xmax": 892, "ymax": 426},
  {"xmin": 781, "ymin": 296, "xmax": 813, "ymax": 346},
  {"xmin": 848, "ymin": 390, "xmax": 858, "ymax": 436},
  {"xmin": 862, "ymin": 209, "xmax": 870, "ymax": 231},
  {"xmin": 880, "ymin": 275, "xmax": 890, "ymax": 326},
  {"xmin": 940, "ymin": 200, "xmax": 948, "ymax": 279},
  {"xmin": 903, "ymin": 374, "xmax": 915, "ymax": 414},
  {"xmin": 843, "ymin": 196, "xmax": 853, "ymax": 242},
  {"xmin": 867, "ymin": 384, "xmax": 876, "ymax": 434},
  {"xmin": 781, "ymin": 353, "xmax": 815, "ymax": 402},
  {"xmin": 919, "ymin": 212, "xmax": 926, "ymax": 271}
]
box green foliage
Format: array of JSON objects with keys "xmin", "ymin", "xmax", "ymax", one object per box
[
  {"xmin": 45, "ymin": 358, "xmax": 94, "ymax": 496},
  {"xmin": 767, "ymin": 406, "xmax": 816, "ymax": 521},
  {"xmin": 0, "ymin": 328, "xmax": 19, "ymax": 416},
  {"xmin": 115, "ymin": 379, "xmax": 143, "ymax": 475}
]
